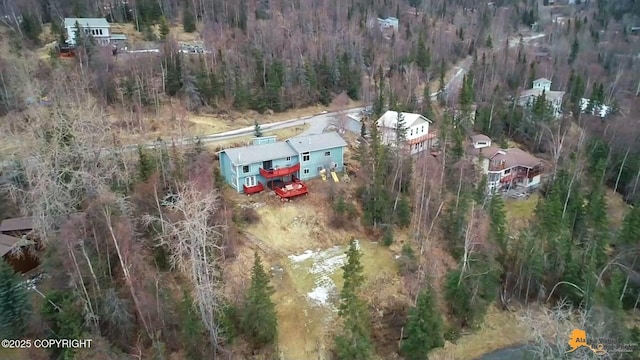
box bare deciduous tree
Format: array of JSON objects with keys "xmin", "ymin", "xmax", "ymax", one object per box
[{"xmin": 143, "ymin": 184, "xmax": 226, "ymax": 355}]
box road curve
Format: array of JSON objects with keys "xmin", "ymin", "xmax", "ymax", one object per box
[{"xmin": 431, "ymin": 32, "xmax": 546, "ymax": 101}]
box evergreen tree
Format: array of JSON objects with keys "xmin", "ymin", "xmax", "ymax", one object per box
[
  {"xmin": 383, "ymin": 227, "xmax": 394, "ymax": 246},
  {"xmin": 415, "ymin": 35, "xmax": 430, "ymax": 72},
  {"xmin": 395, "ymin": 196, "xmax": 411, "ymax": 227},
  {"xmin": 180, "ymin": 290, "xmax": 205, "ymax": 360},
  {"xmin": 334, "ymin": 239, "xmax": 373, "ymax": 359},
  {"xmin": 394, "ymin": 111, "xmax": 407, "ymax": 147},
  {"xmin": 254, "ymin": 120, "xmax": 263, "ymax": 137},
  {"xmin": 20, "ymin": 12, "xmax": 42, "ymax": 44},
  {"xmin": 0, "ymin": 260, "xmax": 31, "ymax": 338},
  {"xmin": 437, "ymin": 59, "xmax": 446, "ymax": 105},
  {"xmin": 163, "ymin": 49, "xmax": 183, "ymax": 96},
  {"xmin": 159, "ymin": 16, "xmax": 170, "ymax": 39},
  {"xmin": 485, "ymin": 34, "xmax": 493, "ymax": 49},
  {"xmin": 617, "ymin": 204, "xmax": 640, "ymax": 246},
  {"xmin": 183, "ymin": 5, "xmax": 197, "ymax": 33},
  {"xmin": 241, "ymin": 253, "xmax": 278, "ymax": 347},
  {"xmin": 569, "ymin": 36, "xmax": 579, "ymax": 64},
  {"xmin": 422, "ymin": 83, "xmax": 433, "ymax": 119},
  {"xmin": 401, "ymin": 287, "xmax": 444, "ymax": 360},
  {"xmin": 137, "ymin": 145, "xmax": 155, "ymax": 182},
  {"xmin": 489, "ymin": 195, "xmax": 509, "ymax": 274},
  {"xmin": 408, "ymin": 0, "xmax": 423, "ymax": 16}
]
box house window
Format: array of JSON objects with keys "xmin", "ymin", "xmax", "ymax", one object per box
[
  {"xmin": 242, "ymin": 165, "xmax": 250, "ymax": 173},
  {"xmin": 421, "ymin": 126, "xmax": 424, "ymax": 133},
  {"xmin": 286, "ymin": 156, "xmax": 291, "ymax": 161},
  {"xmin": 302, "ymin": 152, "xmax": 310, "ymax": 161},
  {"xmin": 504, "ymin": 168, "xmax": 511, "ymax": 174},
  {"xmin": 324, "ymin": 151, "xmax": 331, "ymax": 156},
  {"xmin": 317, "ymin": 166, "xmax": 323, "ymax": 172},
  {"xmin": 303, "ymin": 168, "xmax": 310, "ymax": 175},
  {"xmin": 410, "ymin": 129, "xmax": 413, "ymax": 136},
  {"xmin": 99, "ymin": 29, "xmax": 103, "ymax": 35}
]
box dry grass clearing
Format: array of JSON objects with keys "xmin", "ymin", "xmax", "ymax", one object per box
[
  {"xmin": 605, "ymin": 188, "xmax": 629, "ymax": 229},
  {"xmin": 226, "ymin": 187, "xmax": 400, "ymax": 360},
  {"xmin": 504, "ymin": 194, "xmax": 539, "ymax": 230},
  {"xmin": 431, "ymin": 305, "xmax": 532, "ymax": 360},
  {"xmin": 191, "ymin": 97, "xmax": 361, "ymax": 136},
  {"xmin": 204, "ymin": 124, "xmax": 310, "ymax": 151}
]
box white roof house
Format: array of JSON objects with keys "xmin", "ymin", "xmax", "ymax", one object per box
[
  {"xmin": 376, "ymin": 111, "xmax": 434, "ymax": 154},
  {"xmin": 64, "ymin": 17, "xmax": 127, "ymax": 47},
  {"xmin": 517, "ymin": 77, "xmax": 565, "ymax": 119}
]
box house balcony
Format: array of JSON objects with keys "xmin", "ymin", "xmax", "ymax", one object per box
[
  {"xmin": 274, "ymin": 180, "xmax": 308, "ymax": 200},
  {"xmin": 243, "ymin": 182, "xmax": 265, "ymax": 195},
  {"xmin": 259, "ymin": 163, "xmax": 301, "ymax": 179},
  {"xmin": 407, "ymin": 132, "xmax": 436, "ymax": 145}
]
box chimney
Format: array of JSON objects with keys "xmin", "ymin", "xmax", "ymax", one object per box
[
  {"xmin": 238, "ymin": 154, "xmax": 241, "ymax": 162},
  {"xmin": 308, "ymin": 138, "xmax": 311, "ymax": 145}
]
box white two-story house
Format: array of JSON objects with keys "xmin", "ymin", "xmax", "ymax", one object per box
[
  {"xmin": 376, "ymin": 111, "xmax": 434, "ymax": 154},
  {"xmin": 64, "ymin": 18, "xmax": 127, "ymax": 47},
  {"xmin": 517, "ymin": 78, "xmax": 565, "ymax": 119}
]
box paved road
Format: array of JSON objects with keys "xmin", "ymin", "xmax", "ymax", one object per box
[
  {"xmin": 1, "ymin": 33, "xmax": 547, "ymax": 172},
  {"xmin": 0, "ymin": 108, "xmax": 365, "ymax": 171},
  {"xmin": 433, "ymin": 32, "xmax": 546, "ymax": 100}
]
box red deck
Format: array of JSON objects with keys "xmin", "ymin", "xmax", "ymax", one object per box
[
  {"xmin": 274, "ymin": 181, "xmax": 308, "ymax": 200},
  {"xmin": 243, "ymin": 182, "xmax": 265, "ymax": 195},
  {"xmin": 259, "ymin": 163, "xmax": 301, "ymax": 179}
]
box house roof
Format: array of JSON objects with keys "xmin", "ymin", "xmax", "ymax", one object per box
[
  {"xmin": 377, "ymin": 111, "xmax": 432, "ymax": 129},
  {"xmin": 220, "ymin": 142, "xmax": 297, "ymax": 167},
  {"xmin": 0, "ymin": 217, "xmax": 34, "ymax": 233},
  {"xmin": 0, "ymin": 234, "xmax": 19, "ymax": 257},
  {"xmin": 64, "ymin": 18, "xmax": 110, "ymax": 28},
  {"xmin": 467, "ymin": 144, "xmax": 502, "ymax": 158},
  {"xmin": 286, "ymin": 132, "xmax": 348, "ymax": 154},
  {"xmin": 470, "ymin": 134, "xmax": 492, "ymax": 143},
  {"xmin": 490, "ymin": 148, "xmax": 542, "ymax": 169},
  {"xmin": 534, "ymin": 77, "xmax": 552, "ymax": 84}
]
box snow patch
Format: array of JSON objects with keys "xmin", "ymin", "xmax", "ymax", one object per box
[
  {"xmin": 288, "ymin": 250, "xmax": 315, "ymax": 263},
  {"xmin": 288, "ymin": 240, "xmax": 361, "ymax": 307}
]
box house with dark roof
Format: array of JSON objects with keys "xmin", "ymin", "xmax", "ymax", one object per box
[
  {"xmin": 0, "ymin": 217, "xmax": 40, "ymax": 273},
  {"xmin": 218, "ymin": 132, "xmax": 347, "ymax": 197},
  {"xmin": 467, "ymin": 135, "xmax": 545, "ymax": 193}
]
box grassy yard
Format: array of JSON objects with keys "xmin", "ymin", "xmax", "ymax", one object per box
[{"xmin": 504, "ymin": 193, "xmax": 539, "ymax": 230}]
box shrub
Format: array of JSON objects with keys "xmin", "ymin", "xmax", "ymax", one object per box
[
  {"xmin": 234, "ymin": 207, "xmax": 260, "ymax": 225},
  {"xmin": 383, "ymin": 227, "xmax": 394, "ymax": 246},
  {"xmin": 398, "ymin": 243, "xmax": 418, "ymax": 274}
]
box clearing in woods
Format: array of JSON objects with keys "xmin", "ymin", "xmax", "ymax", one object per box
[{"xmin": 226, "ymin": 190, "xmax": 399, "ymax": 359}]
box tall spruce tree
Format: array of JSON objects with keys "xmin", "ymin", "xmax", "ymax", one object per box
[
  {"xmin": 241, "ymin": 253, "xmax": 278, "ymax": 347},
  {"xmin": 401, "ymin": 287, "xmax": 444, "ymax": 360},
  {"xmin": 0, "ymin": 260, "xmax": 31, "ymax": 338},
  {"xmin": 394, "ymin": 111, "xmax": 407, "ymax": 148},
  {"xmin": 334, "ymin": 239, "xmax": 373, "ymax": 359}
]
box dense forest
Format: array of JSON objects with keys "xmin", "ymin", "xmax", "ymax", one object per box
[{"xmin": 1, "ymin": 0, "xmax": 640, "ymax": 359}]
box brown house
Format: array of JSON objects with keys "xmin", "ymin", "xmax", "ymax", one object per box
[{"xmin": 0, "ymin": 216, "xmax": 40, "ymax": 273}]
